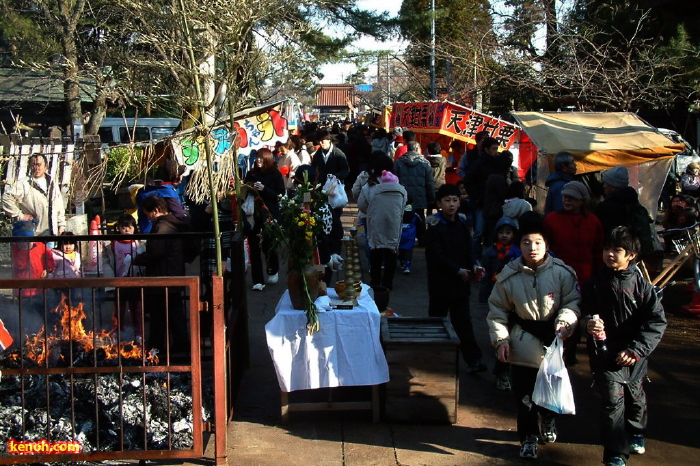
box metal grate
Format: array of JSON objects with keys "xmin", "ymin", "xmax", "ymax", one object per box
[{"xmin": 0, "ymin": 276, "xmax": 204, "ymax": 464}]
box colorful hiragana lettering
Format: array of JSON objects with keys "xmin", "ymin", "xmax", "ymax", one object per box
[
  {"xmin": 212, "ymin": 127, "xmax": 232, "ymax": 155},
  {"xmin": 233, "ymin": 122, "xmax": 248, "ymax": 148},
  {"xmin": 181, "ymin": 136, "xmax": 201, "ymax": 165}
]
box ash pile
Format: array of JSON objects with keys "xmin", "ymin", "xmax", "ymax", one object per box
[{"xmin": 0, "ymin": 371, "xmax": 209, "ymax": 454}]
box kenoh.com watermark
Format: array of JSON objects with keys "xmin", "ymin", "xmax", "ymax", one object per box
[{"xmin": 7, "ymin": 438, "xmax": 82, "ymax": 454}]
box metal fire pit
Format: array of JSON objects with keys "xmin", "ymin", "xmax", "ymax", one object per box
[{"xmin": 0, "ymin": 276, "xmax": 210, "ymax": 464}]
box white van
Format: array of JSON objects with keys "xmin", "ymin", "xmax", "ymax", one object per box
[{"xmin": 98, "ymin": 117, "xmax": 181, "ymax": 145}]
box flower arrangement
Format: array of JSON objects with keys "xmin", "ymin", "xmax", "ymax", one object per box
[{"xmin": 264, "ymin": 175, "xmax": 329, "ymax": 333}]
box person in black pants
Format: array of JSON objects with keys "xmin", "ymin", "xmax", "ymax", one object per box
[
  {"xmin": 425, "ymin": 184, "xmax": 485, "ymax": 373},
  {"xmin": 311, "ymin": 129, "xmax": 350, "ymax": 283}
]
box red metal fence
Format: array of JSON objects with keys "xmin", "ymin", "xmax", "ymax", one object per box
[{"xmin": 0, "ymin": 235, "xmax": 232, "ymax": 465}]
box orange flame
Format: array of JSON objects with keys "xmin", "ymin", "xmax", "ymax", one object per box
[{"xmin": 24, "ymin": 295, "xmax": 158, "ymax": 366}]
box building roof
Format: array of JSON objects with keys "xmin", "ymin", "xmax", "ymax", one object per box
[
  {"xmin": 0, "ymin": 68, "xmax": 95, "ymax": 104},
  {"xmin": 316, "ymin": 84, "xmax": 354, "ymax": 107}
]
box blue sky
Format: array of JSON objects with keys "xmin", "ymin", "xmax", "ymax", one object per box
[{"xmin": 318, "ymin": 0, "xmax": 406, "ymax": 84}]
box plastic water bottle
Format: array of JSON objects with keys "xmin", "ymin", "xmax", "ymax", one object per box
[{"xmin": 592, "ymin": 314, "xmax": 608, "ymax": 358}]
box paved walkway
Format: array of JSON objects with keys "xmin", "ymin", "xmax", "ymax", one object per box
[{"xmin": 222, "ymin": 203, "xmax": 700, "ymax": 466}]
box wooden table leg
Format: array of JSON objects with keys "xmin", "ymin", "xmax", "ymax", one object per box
[
  {"xmin": 280, "ymin": 391, "xmax": 289, "ymax": 424},
  {"xmin": 371, "ymin": 385, "xmax": 380, "ymax": 423}
]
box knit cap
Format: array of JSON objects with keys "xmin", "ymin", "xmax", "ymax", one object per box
[
  {"xmin": 602, "ymin": 166, "xmax": 629, "ymax": 189},
  {"xmin": 561, "ymin": 181, "xmax": 590, "ymax": 202},
  {"xmin": 495, "ymin": 216, "xmax": 519, "ymax": 234},
  {"xmin": 380, "ymin": 170, "xmax": 399, "ymax": 183},
  {"xmin": 12, "ymin": 219, "xmax": 37, "ymax": 237}
]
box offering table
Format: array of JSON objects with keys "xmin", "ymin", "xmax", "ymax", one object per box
[{"xmin": 265, "ymin": 284, "xmax": 389, "ymax": 422}]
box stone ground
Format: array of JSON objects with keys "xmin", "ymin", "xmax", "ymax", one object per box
[{"xmin": 215, "ymin": 203, "xmax": 700, "ymax": 466}]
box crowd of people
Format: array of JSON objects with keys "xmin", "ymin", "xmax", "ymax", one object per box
[
  {"xmin": 2, "ymin": 119, "xmax": 674, "ymax": 466},
  {"xmin": 270, "ymin": 121, "xmax": 668, "ymax": 466},
  {"xmin": 2, "ymin": 156, "xmax": 198, "ymax": 357}
]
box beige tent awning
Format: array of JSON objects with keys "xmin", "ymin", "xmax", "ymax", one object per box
[{"xmin": 511, "ymin": 111, "xmax": 685, "ymax": 174}]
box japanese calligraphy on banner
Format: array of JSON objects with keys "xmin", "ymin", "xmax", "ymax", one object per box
[
  {"xmin": 390, "ymin": 102, "xmax": 443, "ymax": 130},
  {"xmin": 390, "ymin": 102, "xmax": 520, "ymax": 149}
]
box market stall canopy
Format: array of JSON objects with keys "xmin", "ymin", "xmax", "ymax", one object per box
[{"xmin": 511, "ymin": 111, "xmax": 685, "ymax": 174}]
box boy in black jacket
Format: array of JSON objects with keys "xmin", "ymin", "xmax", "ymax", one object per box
[
  {"xmin": 426, "ymin": 183, "xmax": 486, "ymax": 373},
  {"xmin": 581, "ymin": 226, "xmax": 667, "ymax": 466}
]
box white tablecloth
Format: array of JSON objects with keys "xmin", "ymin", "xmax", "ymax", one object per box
[{"xmin": 265, "ymin": 283, "xmax": 390, "ymax": 392}]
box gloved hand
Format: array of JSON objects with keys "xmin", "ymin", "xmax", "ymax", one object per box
[{"xmin": 328, "ymin": 254, "xmax": 344, "ymax": 271}]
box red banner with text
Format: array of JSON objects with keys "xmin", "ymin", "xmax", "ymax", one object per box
[{"xmin": 389, "ymin": 102, "xmax": 520, "ymax": 150}]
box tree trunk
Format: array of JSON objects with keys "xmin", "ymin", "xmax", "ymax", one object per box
[{"xmin": 62, "ymin": 43, "xmax": 83, "ymax": 134}]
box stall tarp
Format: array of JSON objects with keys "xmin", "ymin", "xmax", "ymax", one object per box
[
  {"xmin": 390, "ymin": 101, "xmax": 520, "ymax": 150},
  {"xmin": 511, "ymin": 111, "xmax": 685, "ymax": 174},
  {"xmin": 367, "ymin": 106, "xmax": 391, "ymax": 129}
]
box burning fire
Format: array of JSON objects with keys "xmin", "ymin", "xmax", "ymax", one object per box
[{"xmin": 24, "ymin": 296, "xmax": 158, "ymax": 366}]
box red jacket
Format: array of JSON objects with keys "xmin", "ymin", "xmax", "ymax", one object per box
[
  {"xmin": 12, "ymin": 242, "xmax": 55, "ymax": 297},
  {"xmin": 544, "ymin": 210, "xmax": 603, "ymax": 285},
  {"xmin": 393, "ymin": 144, "xmax": 408, "ymax": 161}
]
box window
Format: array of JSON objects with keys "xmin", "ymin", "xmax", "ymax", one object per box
[
  {"xmin": 151, "ymin": 127, "xmax": 177, "ymax": 140},
  {"xmin": 119, "ymin": 126, "xmax": 150, "ymax": 142},
  {"xmin": 98, "ymin": 127, "xmax": 114, "ymax": 143}
]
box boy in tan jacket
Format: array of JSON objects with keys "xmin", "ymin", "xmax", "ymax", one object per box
[{"xmin": 487, "ymin": 211, "xmax": 580, "ymax": 459}]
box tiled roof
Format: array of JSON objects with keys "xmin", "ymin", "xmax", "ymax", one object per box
[
  {"xmin": 316, "ymin": 85, "xmax": 354, "ymax": 107},
  {"xmin": 0, "ymin": 68, "xmax": 95, "ymax": 103}
]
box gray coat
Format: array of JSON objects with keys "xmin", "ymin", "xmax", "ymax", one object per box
[
  {"xmin": 358, "ymin": 181, "xmax": 407, "ymax": 250},
  {"xmin": 395, "ymin": 152, "xmax": 435, "ymax": 209}
]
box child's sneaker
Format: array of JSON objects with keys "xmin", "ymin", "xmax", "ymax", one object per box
[
  {"xmin": 540, "ymin": 417, "xmax": 557, "ymax": 443},
  {"xmin": 605, "ymin": 457, "xmax": 626, "ymax": 466},
  {"xmin": 267, "ymin": 273, "xmax": 279, "ymax": 284},
  {"xmin": 402, "ymin": 266, "xmax": 411, "ymax": 275},
  {"xmin": 251, "ymin": 283, "xmax": 265, "ymax": 291},
  {"xmin": 519, "ymin": 435, "xmax": 538, "ymax": 459},
  {"xmin": 495, "ymin": 376, "xmax": 512, "ymax": 391},
  {"xmin": 629, "ymin": 434, "xmax": 645, "ymax": 454}
]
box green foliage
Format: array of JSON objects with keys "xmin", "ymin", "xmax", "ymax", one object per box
[
  {"xmin": 104, "ymin": 147, "xmax": 141, "ymax": 188},
  {"xmin": 397, "ymin": 0, "xmax": 494, "ymax": 100},
  {"xmin": 0, "ymin": 0, "xmax": 60, "ymax": 64},
  {"xmin": 1, "ymin": 0, "xmax": 395, "ymax": 130},
  {"xmin": 399, "ymin": 0, "xmax": 493, "ymax": 69}
]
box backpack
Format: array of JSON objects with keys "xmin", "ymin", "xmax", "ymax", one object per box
[{"xmin": 624, "ymin": 203, "xmax": 654, "ymax": 255}]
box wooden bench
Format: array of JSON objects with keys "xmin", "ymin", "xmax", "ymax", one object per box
[{"xmin": 381, "ymin": 317, "xmax": 460, "ymax": 424}]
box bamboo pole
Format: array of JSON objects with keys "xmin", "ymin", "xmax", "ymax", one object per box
[{"xmin": 178, "ymin": 0, "xmax": 222, "ymax": 277}]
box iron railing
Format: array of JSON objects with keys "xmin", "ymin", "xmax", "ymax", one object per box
[{"xmin": 0, "ymin": 233, "xmax": 235, "ymax": 465}]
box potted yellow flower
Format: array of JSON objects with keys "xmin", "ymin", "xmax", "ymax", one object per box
[{"xmin": 263, "ymin": 175, "xmax": 329, "ymax": 333}]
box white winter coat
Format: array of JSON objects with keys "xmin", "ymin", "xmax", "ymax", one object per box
[
  {"xmin": 487, "ymin": 255, "xmax": 580, "ymax": 369},
  {"xmin": 2, "ymin": 176, "xmax": 66, "ymax": 236},
  {"xmin": 358, "ymin": 180, "xmax": 407, "ymax": 250}
]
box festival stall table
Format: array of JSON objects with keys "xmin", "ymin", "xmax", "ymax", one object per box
[{"xmin": 265, "ymin": 283, "xmax": 389, "ymax": 422}]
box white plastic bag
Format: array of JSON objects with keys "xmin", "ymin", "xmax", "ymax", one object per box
[
  {"xmin": 532, "ymin": 336, "xmax": 576, "ymax": 415},
  {"xmin": 323, "ymin": 174, "xmax": 348, "ymax": 209}
]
